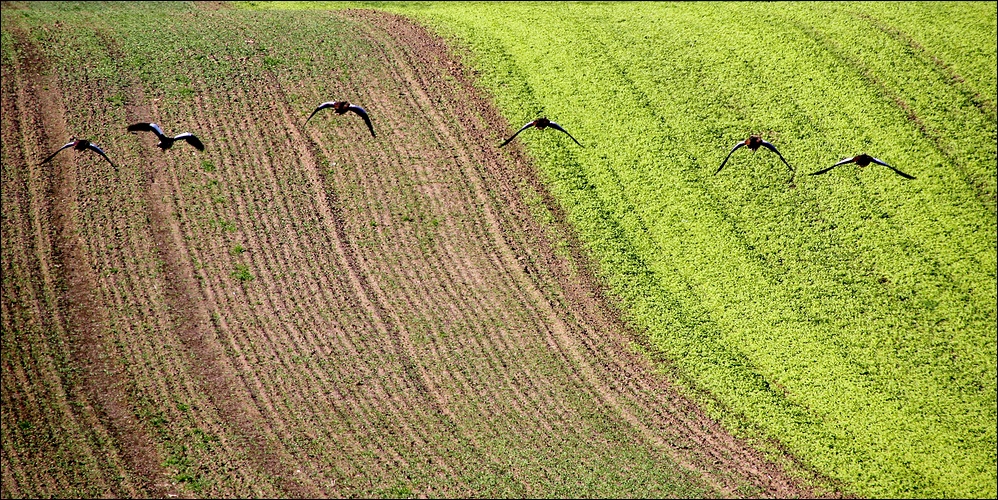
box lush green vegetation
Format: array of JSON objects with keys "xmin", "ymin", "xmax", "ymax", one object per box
[{"xmin": 239, "ymin": 2, "xmax": 998, "ymax": 498}]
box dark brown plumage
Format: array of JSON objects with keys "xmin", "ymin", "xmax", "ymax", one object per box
[
  {"xmin": 500, "ymin": 117, "xmax": 583, "ymax": 148},
  {"xmin": 127, "ymin": 123, "xmax": 205, "ymax": 151},
  {"xmin": 40, "ymin": 137, "xmax": 116, "ymax": 168},
  {"xmin": 809, "ymin": 154, "xmax": 915, "ymax": 180},
  {"xmin": 715, "ymin": 135, "xmax": 794, "ymax": 180},
  {"xmin": 305, "ymin": 101, "xmax": 375, "ymax": 137}
]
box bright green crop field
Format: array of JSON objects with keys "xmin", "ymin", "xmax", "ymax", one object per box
[{"xmin": 241, "ymin": 2, "xmax": 998, "ymax": 498}]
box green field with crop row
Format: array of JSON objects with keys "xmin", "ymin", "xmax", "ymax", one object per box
[{"xmin": 242, "ymin": 2, "xmax": 998, "ymax": 498}]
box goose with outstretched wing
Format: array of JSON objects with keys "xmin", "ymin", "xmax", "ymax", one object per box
[
  {"xmin": 305, "ymin": 100, "xmax": 375, "ymax": 138},
  {"xmin": 809, "ymin": 154, "xmax": 915, "ymax": 180},
  {"xmin": 40, "ymin": 137, "xmax": 116, "ymax": 169},
  {"xmin": 715, "ymin": 134, "xmax": 794, "ymax": 177},
  {"xmin": 127, "ymin": 122, "xmax": 205, "ymax": 151},
  {"xmin": 500, "ymin": 117, "xmax": 582, "ymax": 148}
]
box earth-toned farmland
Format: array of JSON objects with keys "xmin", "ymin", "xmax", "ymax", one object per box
[{"xmin": 1, "ymin": 4, "xmax": 843, "ymax": 498}]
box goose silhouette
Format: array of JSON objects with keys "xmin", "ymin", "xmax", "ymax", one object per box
[
  {"xmin": 715, "ymin": 134, "xmax": 794, "ymax": 180},
  {"xmin": 40, "ymin": 137, "xmax": 116, "ymax": 168},
  {"xmin": 305, "ymin": 101, "xmax": 375, "ymax": 137},
  {"xmin": 127, "ymin": 123, "xmax": 205, "ymax": 151},
  {"xmin": 500, "ymin": 117, "xmax": 582, "ymax": 148},
  {"xmin": 809, "ymin": 154, "xmax": 915, "ymax": 180}
]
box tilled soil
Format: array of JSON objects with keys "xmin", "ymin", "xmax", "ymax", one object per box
[{"xmin": 1, "ymin": 7, "xmax": 843, "ymax": 498}]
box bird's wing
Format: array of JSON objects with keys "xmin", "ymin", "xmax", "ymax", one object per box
[
  {"xmin": 760, "ymin": 140, "xmax": 794, "ymax": 172},
  {"xmin": 347, "ymin": 105, "xmax": 376, "ymax": 138},
  {"xmin": 809, "ymin": 156, "xmax": 854, "ymax": 176},
  {"xmin": 174, "ymin": 133, "xmax": 205, "ymax": 151},
  {"xmin": 305, "ymin": 102, "xmax": 336, "ymax": 125},
  {"xmin": 833, "ymin": 157, "xmax": 856, "ymax": 168},
  {"xmin": 40, "ymin": 141, "xmax": 75, "ymax": 165},
  {"xmin": 714, "ymin": 142, "xmax": 745, "ymax": 174},
  {"xmin": 808, "ymin": 164, "xmax": 840, "ymax": 176},
  {"xmin": 86, "ymin": 142, "xmax": 116, "ymax": 168},
  {"xmin": 499, "ymin": 121, "xmax": 536, "ymax": 148},
  {"xmin": 127, "ymin": 122, "xmax": 165, "ymax": 139},
  {"xmin": 872, "ymin": 157, "xmax": 915, "ymax": 179},
  {"xmin": 547, "ymin": 121, "xmax": 583, "ymax": 147}
]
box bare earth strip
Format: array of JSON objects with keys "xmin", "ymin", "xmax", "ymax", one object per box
[
  {"xmin": 100, "ymin": 31, "xmax": 320, "ymax": 498},
  {"xmin": 0, "ymin": 7, "xmax": 846, "ymax": 498},
  {"xmin": 3, "ymin": 29, "xmax": 167, "ymax": 498}
]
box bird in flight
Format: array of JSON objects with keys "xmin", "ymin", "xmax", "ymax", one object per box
[
  {"xmin": 715, "ymin": 134, "xmax": 795, "ymax": 180},
  {"xmin": 305, "ymin": 101, "xmax": 375, "ymax": 137},
  {"xmin": 127, "ymin": 123, "xmax": 205, "ymax": 151},
  {"xmin": 809, "ymin": 154, "xmax": 915, "ymax": 180},
  {"xmin": 500, "ymin": 117, "xmax": 583, "ymax": 148},
  {"xmin": 40, "ymin": 137, "xmax": 116, "ymax": 168}
]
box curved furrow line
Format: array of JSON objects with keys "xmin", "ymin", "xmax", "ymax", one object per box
[
  {"xmin": 508, "ymin": 196, "xmax": 790, "ymax": 493},
  {"xmin": 852, "ymin": 10, "xmax": 995, "ymax": 118},
  {"xmin": 361, "ymin": 46, "xmax": 616, "ymax": 456},
  {"xmin": 300, "ymin": 117, "xmax": 461, "ymax": 428},
  {"xmin": 569, "ymin": 320, "xmax": 744, "ymax": 458},
  {"xmin": 356, "ymin": 47, "xmax": 620, "ymax": 472},
  {"xmin": 292, "ymin": 170, "xmax": 444, "ymax": 436},
  {"xmin": 302, "ymin": 143, "xmax": 502, "ymax": 492},
  {"xmin": 123, "ymin": 80, "xmax": 317, "ymax": 496},
  {"xmin": 325, "ymin": 136, "xmax": 527, "ymax": 413},
  {"xmin": 532, "ymin": 289, "xmax": 765, "ymax": 487},
  {"xmin": 339, "ymin": 139, "xmax": 562, "ymax": 454},
  {"xmin": 378, "ymin": 10, "xmax": 815, "ymax": 494},
  {"xmin": 208, "ymin": 86, "xmax": 422, "ymax": 483},
  {"xmin": 171, "ymin": 114, "xmax": 265, "ymax": 372},
  {"xmin": 9, "ymin": 23, "xmax": 266, "ymax": 496},
  {"xmin": 39, "ymin": 21, "xmax": 310, "ymax": 494},
  {"xmin": 99, "ymin": 92, "xmax": 239, "ymax": 498},
  {"xmin": 329, "ymin": 15, "xmax": 512, "ymax": 331},
  {"xmin": 173, "ymin": 94, "xmax": 324, "ymax": 394},
  {"xmin": 192, "ymin": 91, "xmax": 285, "ymax": 363},
  {"xmin": 64, "ymin": 131, "xmax": 214, "ymax": 472},
  {"xmin": 340, "ymin": 11, "xmax": 575, "ymax": 433},
  {"xmin": 1, "ymin": 64, "xmax": 55, "ymax": 442},
  {"xmin": 376, "ymin": 268, "xmax": 540, "ymax": 448},
  {"xmin": 1, "ymin": 109, "xmax": 72, "ymax": 496},
  {"xmin": 506, "ymin": 227, "xmax": 709, "ymax": 441},
  {"xmin": 6, "ymin": 31, "xmax": 175, "ymax": 497},
  {"xmin": 362, "ymin": 240, "xmax": 548, "ymax": 441},
  {"xmin": 209, "ymin": 123, "xmax": 320, "ymax": 447},
  {"xmin": 114, "ymin": 80, "xmax": 287, "ymax": 483},
  {"xmin": 248, "ymin": 67, "xmax": 466, "ymax": 484},
  {"xmin": 552, "ymin": 332, "xmax": 709, "ymax": 454},
  {"xmin": 789, "ymin": 18, "xmax": 994, "ymax": 213},
  {"xmin": 366, "ymin": 52, "xmax": 587, "ymax": 429},
  {"xmin": 123, "ymin": 101, "xmax": 268, "ymax": 456},
  {"xmin": 506, "ymin": 159, "xmax": 817, "ymax": 495}
]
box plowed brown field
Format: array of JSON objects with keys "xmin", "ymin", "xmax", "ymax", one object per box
[{"xmin": 2, "ymin": 6, "xmax": 842, "ymax": 498}]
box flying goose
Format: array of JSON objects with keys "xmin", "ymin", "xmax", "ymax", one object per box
[
  {"xmin": 305, "ymin": 101, "xmax": 375, "ymax": 137},
  {"xmin": 40, "ymin": 137, "xmax": 116, "ymax": 168},
  {"xmin": 809, "ymin": 154, "xmax": 915, "ymax": 180},
  {"xmin": 500, "ymin": 117, "xmax": 583, "ymax": 148},
  {"xmin": 127, "ymin": 122, "xmax": 205, "ymax": 151},
  {"xmin": 715, "ymin": 135, "xmax": 794, "ymax": 180}
]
